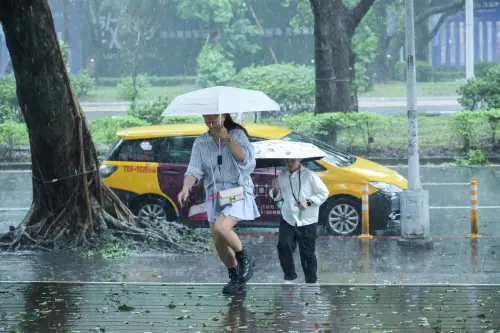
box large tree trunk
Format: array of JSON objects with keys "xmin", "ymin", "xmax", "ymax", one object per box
[
  {"xmin": 311, "ymin": 0, "xmax": 337, "ymax": 114},
  {"xmin": 310, "ymin": 0, "xmax": 375, "ymax": 114},
  {"xmin": 0, "ymin": 0, "xmax": 208, "ymax": 252}
]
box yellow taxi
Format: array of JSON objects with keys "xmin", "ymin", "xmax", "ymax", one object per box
[{"xmin": 100, "ymin": 123, "xmax": 408, "ymax": 236}]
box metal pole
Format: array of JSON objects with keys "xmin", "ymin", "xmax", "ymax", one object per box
[
  {"xmin": 465, "ymin": 0, "xmax": 474, "ymax": 79},
  {"xmin": 406, "ymin": 0, "xmax": 420, "ymax": 191},
  {"xmin": 398, "ymin": 0, "xmax": 432, "ymax": 248}
]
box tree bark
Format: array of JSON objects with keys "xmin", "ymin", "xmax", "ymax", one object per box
[
  {"xmin": 0, "ymin": 0, "xmax": 209, "ymax": 252},
  {"xmin": 310, "ymin": 0, "xmax": 375, "ymax": 113}
]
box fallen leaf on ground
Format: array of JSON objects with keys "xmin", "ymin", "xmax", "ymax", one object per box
[{"xmin": 118, "ymin": 304, "xmax": 134, "ymax": 312}]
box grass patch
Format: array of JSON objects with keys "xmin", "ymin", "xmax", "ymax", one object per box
[
  {"xmin": 360, "ymin": 82, "xmax": 462, "ymax": 98},
  {"xmin": 80, "ymin": 85, "xmax": 198, "ymax": 103}
]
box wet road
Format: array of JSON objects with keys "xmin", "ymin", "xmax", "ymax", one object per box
[
  {"xmin": 1, "ymin": 166, "xmax": 499, "ymax": 237},
  {"xmin": 0, "ymin": 237, "xmax": 499, "ymax": 284}
]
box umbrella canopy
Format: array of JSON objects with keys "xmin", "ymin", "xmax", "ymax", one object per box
[
  {"xmin": 162, "ymin": 86, "xmax": 280, "ymax": 117},
  {"xmin": 253, "ymin": 140, "xmax": 327, "ymax": 169}
]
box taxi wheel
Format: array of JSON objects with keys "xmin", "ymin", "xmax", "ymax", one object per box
[
  {"xmin": 135, "ymin": 197, "xmax": 174, "ymax": 228},
  {"xmin": 323, "ymin": 197, "xmax": 361, "ymax": 236}
]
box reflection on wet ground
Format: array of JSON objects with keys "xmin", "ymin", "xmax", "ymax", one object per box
[
  {"xmin": 0, "ymin": 238, "xmax": 500, "ymax": 284},
  {"xmin": 0, "ymin": 283, "xmax": 500, "ymax": 332}
]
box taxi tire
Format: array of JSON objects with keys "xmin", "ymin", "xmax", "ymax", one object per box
[
  {"xmin": 322, "ymin": 197, "xmax": 361, "ymax": 237},
  {"xmin": 134, "ymin": 197, "xmax": 176, "ymax": 225}
]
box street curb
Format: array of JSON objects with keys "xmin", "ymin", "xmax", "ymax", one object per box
[
  {"xmin": 0, "ymin": 162, "xmax": 31, "ymax": 171},
  {"xmin": 2, "ymin": 157, "xmax": 500, "ymax": 171},
  {"xmin": 369, "ymin": 156, "xmax": 500, "ymax": 166}
]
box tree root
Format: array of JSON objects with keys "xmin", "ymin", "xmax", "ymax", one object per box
[{"xmin": 0, "ymin": 205, "xmax": 211, "ymax": 254}]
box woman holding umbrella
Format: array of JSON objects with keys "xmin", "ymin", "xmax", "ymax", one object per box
[{"xmin": 178, "ymin": 113, "xmax": 260, "ymax": 295}]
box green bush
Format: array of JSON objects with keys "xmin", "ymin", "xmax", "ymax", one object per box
[
  {"xmin": 475, "ymin": 61, "xmax": 499, "ymax": 79},
  {"xmin": 0, "ymin": 75, "xmax": 18, "ymax": 107},
  {"xmin": 416, "ymin": 61, "xmax": 437, "ymax": 82},
  {"xmin": 96, "ymin": 77, "xmax": 123, "ymax": 87},
  {"xmin": 451, "ymin": 109, "xmax": 500, "ymax": 152},
  {"xmin": 354, "ymin": 61, "xmax": 372, "ymax": 93},
  {"xmin": 96, "ymin": 76, "xmax": 197, "ymax": 87},
  {"xmin": 0, "ymin": 122, "xmax": 29, "ymax": 145},
  {"xmin": 458, "ymin": 64, "xmax": 500, "ymax": 110},
  {"xmin": 59, "ymin": 40, "xmax": 70, "ymax": 66},
  {"xmin": 0, "ymin": 101, "xmax": 17, "ymax": 124},
  {"xmin": 392, "ymin": 61, "xmax": 439, "ymax": 82},
  {"xmin": 483, "ymin": 109, "xmax": 500, "ymax": 149},
  {"xmin": 452, "ymin": 111, "xmax": 486, "ymax": 151},
  {"xmin": 89, "ymin": 116, "xmax": 148, "ymax": 145},
  {"xmin": 196, "ymin": 44, "xmax": 236, "ymax": 88},
  {"xmin": 128, "ymin": 97, "xmax": 169, "ymax": 125},
  {"xmin": 69, "ymin": 70, "xmax": 95, "ymax": 97},
  {"xmin": 351, "ymin": 112, "xmax": 389, "ymax": 153},
  {"xmin": 117, "ymin": 75, "xmax": 150, "ymax": 101},
  {"xmin": 434, "ymin": 68, "xmax": 465, "ymax": 82},
  {"xmin": 284, "ymin": 111, "xmax": 387, "ymax": 151},
  {"xmin": 148, "ymin": 76, "xmax": 197, "ymax": 87},
  {"xmin": 232, "ymin": 64, "xmax": 314, "ymax": 114},
  {"xmin": 467, "ymin": 149, "xmax": 487, "ymax": 165},
  {"xmin": 161, "ymin": 116, "xmax": 202, "ymax": 125},
  {"xmin": 392, "ymin": 61, "xmax": 406, "ymax": 81}
]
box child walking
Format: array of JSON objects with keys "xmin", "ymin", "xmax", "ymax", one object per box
[{"xmin": 269, "ymin": 158, "xmax": 329, "ymax": 284}]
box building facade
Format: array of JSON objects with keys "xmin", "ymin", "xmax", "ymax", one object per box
[{"xmin": 432, "ymin": 0, "xmax": 500, "ymax": 68}]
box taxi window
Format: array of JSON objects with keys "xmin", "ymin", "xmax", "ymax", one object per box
[
  {"xmin": 157, "ymin": 136, "xmax": 196, "ymax": 164},
  {"xmin": 115, "ymin": 139, "xmax": 158, "ymax": 162}
]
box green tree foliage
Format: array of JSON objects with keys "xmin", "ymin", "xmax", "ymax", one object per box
[
  {"xmin": 196, "ymin": 45, "xmax": 236, "ymax": 87},
  {"xmin": 232, "ymin": 64, "xmax": 314, "ymax": 113},
  {"xmin": 178, "ymin": 0, "xmax": 259, "ymax": 86}
]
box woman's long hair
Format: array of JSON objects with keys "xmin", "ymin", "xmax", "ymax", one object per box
[{"xmin": 224, "ymin": 114, "xmax": 248, "ymax": 137}]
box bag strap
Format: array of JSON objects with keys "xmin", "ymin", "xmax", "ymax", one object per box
[{"xmin": 206, "ymin": 139, "xmax": 243, "ymax": 194}]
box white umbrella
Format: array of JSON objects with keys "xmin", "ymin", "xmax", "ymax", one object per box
[
  {"xmin": 162, "ymin": 86, "xmax": 280, "ymax": 117},
  {"xmin": 253, "ymin": 140, "xmax": 327, "ymax": 169}
]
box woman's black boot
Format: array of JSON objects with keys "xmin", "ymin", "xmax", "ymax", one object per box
[
  {"xmin": 235, "ymin": 249, "xmax": 254, "ymax": 283},
  {"xmin": 222, "ymin": 266, "xmax": 246, "ymax": 295}
]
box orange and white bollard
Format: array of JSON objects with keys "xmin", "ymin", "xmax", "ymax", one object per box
[
  {"xmin": 361, "ymin": 239, "xmax": 372, "ymax": 273},
  {"xmin": 358, "ymin": 182, "xmax": 373, "ymax": 239},
  {"xmin": 468, "ymin": 180, "xmax": 480, "ymax": 239}
]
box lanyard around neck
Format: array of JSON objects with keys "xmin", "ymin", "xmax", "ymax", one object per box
[{"xmin": 288, "ymin": 170, "xmax": 301, "ymax": 204}]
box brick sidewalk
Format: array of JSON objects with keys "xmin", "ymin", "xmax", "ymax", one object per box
[{"xmin": 1, "ymin": 282, "xmax": 499, "ymax": 332}]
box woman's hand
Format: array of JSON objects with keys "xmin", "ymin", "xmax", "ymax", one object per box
[
  {"xmin": 178, "ymin": 188, "xmax": 190, "ymax": 207},
  {"xmin": 214, "ymin": 125, "xmax": 230, "ymax": 140}
]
